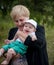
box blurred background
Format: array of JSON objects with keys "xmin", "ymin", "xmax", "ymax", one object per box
[{"xmin": 0, "ymin": 0, "xmax": 54, "ymax": 65}]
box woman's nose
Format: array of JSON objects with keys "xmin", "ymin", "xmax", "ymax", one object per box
[
  {"xmin": 18, "ymin": 22, "xmax": 21, "ymax": 25},
  {"xmin": 27, "ymin": 27, "xmax": 29, "ymax": 30}
]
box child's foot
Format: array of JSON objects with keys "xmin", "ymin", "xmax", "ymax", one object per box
[{"xmin": 1, "ymin": 60, "xmax": 9, "ymax": 65}]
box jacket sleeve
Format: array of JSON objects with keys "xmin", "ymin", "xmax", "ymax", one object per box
[
  {"xmin": 24, "ymin": 25, "xmax": 46, "ymax": 48},
  {"xmin": 8, "ymin": 27, "xmax": 18, "ymax": 40}
]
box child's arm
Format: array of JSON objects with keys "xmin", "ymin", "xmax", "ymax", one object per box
[
  {"xmin": 15, "ymin": 30, "xmax": 28, "ymax": 42},
  {"xmin": 16, "ymin": 31, "xmax": 37, "ymax": 42},
  {"xmin": 15, "ymin": 31, "xmax": 37, "ymax": 42}
]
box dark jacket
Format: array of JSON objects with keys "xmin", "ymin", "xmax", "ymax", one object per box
[{"xmin": 8, "ymin": 25, "xmax": 49, "ymax": 65}]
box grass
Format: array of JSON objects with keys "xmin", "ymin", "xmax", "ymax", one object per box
[
  {"xmin": 0, "ymin": 16, "xmax": 14, "ymax": 63},
  {"xmin": 45, "ymin": 27, "xmax": 54, "ymax": 65},
  {"xmin": 0, "ymin": 16, "xmax": 54, "ymax": 65}
]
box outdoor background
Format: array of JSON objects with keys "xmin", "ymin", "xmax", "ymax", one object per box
[{"xmin": 0, "ymin": 0, "xmax": 54, "ymax": 65}]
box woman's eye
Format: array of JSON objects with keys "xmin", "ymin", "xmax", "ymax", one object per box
[
  {"xmin": 19, "ymin": 19, "xmax": 24, "ymax": 22},
  {"xmin": 15, "ymin": 20, "xmax": 18, "ymax": 22}
]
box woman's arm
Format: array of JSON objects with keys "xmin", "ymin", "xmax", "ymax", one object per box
[
  {"xmin": 24, "ymin": 25, "xmax": 46, "ymax": 48},
  {"xmin": 8, "ymin": 27, "xmax": 18, "ymax": 40},
  {"xmin": 4, "ymin": 27, "xmax": 18, "ymax": 44}
]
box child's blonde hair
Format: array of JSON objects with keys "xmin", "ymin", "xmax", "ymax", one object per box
[{"xmin": 10, "ymin": 5, "xmax": 30, "ymax": 19}]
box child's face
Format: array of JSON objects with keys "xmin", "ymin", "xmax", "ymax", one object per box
[
  {"xmin": 14, "ymin": 16, "xmax": 28, "ymax": 27},
  {"xmin": 23, "ymin": 23, "xmax": 36, "ymax": 34}
]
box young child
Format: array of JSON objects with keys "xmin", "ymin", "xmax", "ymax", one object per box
[{"xmin": 0, "ymin": 19, "xmax": 37, "ymax": 65}]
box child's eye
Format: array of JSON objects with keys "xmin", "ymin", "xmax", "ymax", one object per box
[
  {"xmin": 29, "ymin": 27, "xmax": 32, "ymax": 28},
  {"xmin": 25, "ymin": 25, "xmax": 28, "ymax": 27}
]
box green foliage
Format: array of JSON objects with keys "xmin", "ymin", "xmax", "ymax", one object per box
[
  {"xmin": 0, "ymin": 0, "xmax": 14, "ymax": 17},
  {"xmin": 0, "ymin": 16, "xmax": 14, "ymax": 43},
  {"xmin": 0, "ymin": 0, "xmax": 54, "ymax": 26}
]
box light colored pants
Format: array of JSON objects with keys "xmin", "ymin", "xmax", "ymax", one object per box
[{"xmin": 9, "ymin": 55, "xmax": 28, "ymax": 65}]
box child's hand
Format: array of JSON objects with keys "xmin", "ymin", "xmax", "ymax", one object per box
[
  {"xmin": 4, "ymin": 39, "xmax": 10, "ymax": 44},
  {"xmin": 29, "ymin": 32, "xmax": 37, "ymax": 41},
  {"xmin": 32, "ymin": 35, "xmax": 37, "ymax": 41}
]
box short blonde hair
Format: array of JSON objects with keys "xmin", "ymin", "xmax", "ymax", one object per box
[{"xmin": 10, "ymin": 5, "xmax": 30, "ymax": 19}]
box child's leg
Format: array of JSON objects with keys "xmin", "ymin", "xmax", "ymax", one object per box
[
  {"xmin": 1, "ymin": 48, "xmax": 16, "ymax": 65},
  {"xmin": 0, "ymin": 48, "xmax": 5, "ymax": 56}
]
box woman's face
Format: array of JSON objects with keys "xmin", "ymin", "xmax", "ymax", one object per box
[{"xmin": 14, "ymin": 16, "xmax": 29, "ymax": 28}]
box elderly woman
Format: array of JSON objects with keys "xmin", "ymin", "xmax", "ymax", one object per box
[{"xmin": 4, "ymin": 5, "xmax": 49, "ymax": 65}]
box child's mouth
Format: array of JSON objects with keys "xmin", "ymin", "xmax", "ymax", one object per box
[{"xmin": 25, "ymin": 30, "xmax": 29, "ymax": 33}]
